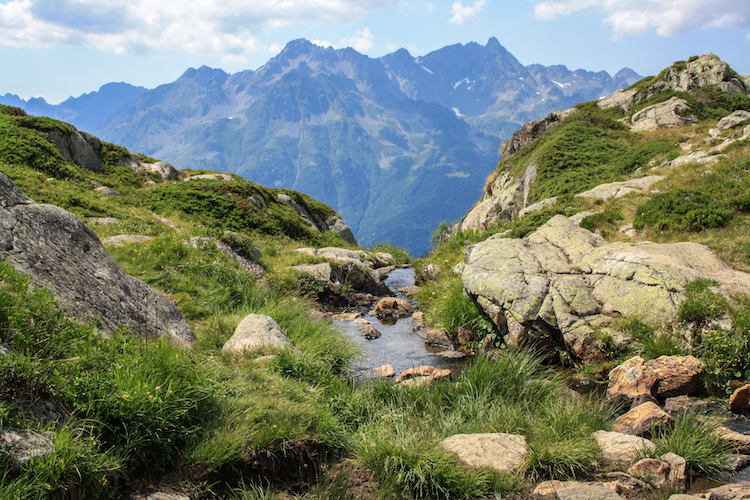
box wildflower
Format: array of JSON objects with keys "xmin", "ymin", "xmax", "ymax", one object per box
[{"xmin": 155, "ymin": 386, "xmax": 161, "ymax": 392}]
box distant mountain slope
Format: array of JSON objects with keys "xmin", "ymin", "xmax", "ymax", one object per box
[
  {"xmin": 93, "ymin": 39, "xmax": 638, "ymax": 254},
  {"xmin": 2, "ymin": 39, "xmax": 639, "ymax": 255},
  {"xmin": 0, "ymin": 82, "xmax": 147, "ymax": 132}
]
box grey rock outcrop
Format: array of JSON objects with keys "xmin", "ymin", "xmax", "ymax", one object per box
[
  {"xmin": 0, "ymin": 173, "xmax": 194, "ymax": 344},
  {"xmin": 222, "ymin": 314, "xmax": 291, "ymax": 354},
  {"xmin": 45, "ymin": 128, "xmax": 104, "ymax": 172},
  {"xmin": 458, "ymin": 163, "xmax": 536, "ymax": 232},
  {"xmin": 0, "ymin": 428, "xmax": 56, "ymax": 468},
  {"xmin": 502, "ymin": 108, "xmax": 578, "ymax": 156},
  {"xmin": 655, "ymin": 54, "xmax": 747, "ymax": 94},
  {"xmin": 460, "ymin": 215, "xmax": 750, "ymax": 361},
  {"xmin": 118, "ymin": 156, "xmax": 183, "ymax": 181},
  {"xmin": 575, "ymin": 175, "xmax": 665, "ymax": 201},
  {"xmin": 325, "ymin": 216, "xmax": 358, "ymax": 246},
  {"xmin": 597, "ymin": 88, "xmax": 640, "ymax": 112},
  {"xmin": 717, "ymin": 110, "xmax": 750, "ymax": 131},
  {"xmin": 629, "ymin": 97, "xmax": 696, "ymax": 132},
  {"xmin": 278, "ymin": 195, "xmax": 358, "ymax": 246}
]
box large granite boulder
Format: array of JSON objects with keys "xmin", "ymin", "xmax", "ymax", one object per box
[
  {"xmin": 461, "ymin": 215, "xmax": 750, "ymax": 361},
  {"xmin": 717, "ymin": 110, "xmax": 750, "ymax": 132},
  {"xmin": 457, "ymin": 164, "xmax": 536, "ymax": 232},
  {"xmin": 630, "ymin": 97, "xmax": 697, "ymax": 132},
  {"xmin": 45, "ymin": 127, "xmax": 104, "ymax": 172},
  {"xmin": 0, "ymin": 173, "xmax": 194, "ymax": 344},
  {"xmin": 277, "ymin": 196, "xmax": 358, "ymax": 246},
  {"xmin": 655, "ymin": 53, "xmax": 748, "ymax": 95}
]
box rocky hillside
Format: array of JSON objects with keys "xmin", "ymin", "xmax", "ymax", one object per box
[{"xmin": 426, "ymin": 52, "xmax": 750, "ymax": 378}]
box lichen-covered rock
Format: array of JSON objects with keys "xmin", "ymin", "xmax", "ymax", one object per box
[
  {"xmin": 440, "ymin": 433, "xmax": 527, "ymax": 473},
  {"xmin": 461, "ymin": 215, "xmax": 750, "ymax": 362},
  {"xmin": 655, "ymin": 54, "xmax": 748, "ymax": 95},
  {"xmin": 222, "ymin": 314, "xmax": 291, "ymax": 354},
  {"xmin": 0, "ymin": 173, "xmax": 194, "ymax": 344},
  {"xmin": 458, "ymin": 164, "xmax": 535, "ymax": 232}
]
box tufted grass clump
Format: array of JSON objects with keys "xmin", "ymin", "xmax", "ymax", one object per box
[
  {"xmin": 640, "ymin": 412, "xmax": 732, "ymax": 478},
  {"xmin": 414, "ymin": 274, "xmax": 495, "ymax": 339}
]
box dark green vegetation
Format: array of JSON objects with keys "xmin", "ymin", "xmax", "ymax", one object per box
[{"xmin": 497, "ymin": 105, "xmax": 677, "ymax": 201}]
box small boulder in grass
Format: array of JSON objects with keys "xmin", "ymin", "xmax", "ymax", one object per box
[
  {"xmin": 729, "ymin": 384, "xmax": 750, "ymax": 412},
  {"xmin": 222, "ymin": 314, "xmax": 291, "ymax": 355}
]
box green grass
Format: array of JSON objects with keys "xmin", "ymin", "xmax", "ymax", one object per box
[
  {"xmin": 640, "ymin": 412, "xmax": 732, "ymax": 478},
  {"xmin": 341, "ymin": 351, "xmax": 610, "ymax": 499}
]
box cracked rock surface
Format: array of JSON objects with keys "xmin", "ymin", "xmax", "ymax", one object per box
[
  {"xmin": 460, "ymin": 215, "xmax": 750, "ymax": 361},
  {"xmin": 0, "ymin": 173, "xmax": 194, "ymax": 344}
]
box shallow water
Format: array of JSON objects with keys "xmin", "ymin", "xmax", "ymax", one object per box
[{"xmin": 335, "ymin": 267, "xmax": 466, "ymax": 378}]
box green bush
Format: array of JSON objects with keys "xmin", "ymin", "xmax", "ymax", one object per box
[{"xmin": 634, "ymin": 190, "xmax": 734, "ymax": 232}]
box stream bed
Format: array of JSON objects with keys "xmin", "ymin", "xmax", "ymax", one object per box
[{"xmin": 334, "ymin": 267, "xmax": 467, "ymax": 379}]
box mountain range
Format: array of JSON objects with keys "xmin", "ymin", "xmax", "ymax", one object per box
[{"xmin": 0, "ymin": 38, "xmax": 640, "ymax": 254}]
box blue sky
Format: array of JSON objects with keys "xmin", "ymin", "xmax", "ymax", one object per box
[{"xmin": 0, "ymin": 0, "xmax": 748, "ymax": 104}]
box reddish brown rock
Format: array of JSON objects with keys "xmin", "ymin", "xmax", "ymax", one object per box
[
  {"xmin": 646, "ymin": 355, "xmax": 704, "ymax": 397},
  {"xmin": 729, "ymin": 384, "xmax": 750, "ymax": 412},
  {"xmin": 612, "ymin": 402, "xmax": 674, "ymax": 437},
  {"xmin": 606, "ymin": 356, "xmax": 658, "ymax": 409},
  {"xmin": 359, "ymin": 324, "xmax": 382, "ymax": 340},
  {"xmin": 395, "ymin": 366, "xmax": 452, "ymax": 383},
  {"xmin": 628, "ymin": 458, "xmax": 671, "ymax": 490},
  {"xmin": 411, "ymin": 311, "xmax": 425, "ymax": 330},
  {"xmin": 424, "ymin": 328, "xmax": 453, "ymax": 347},
  {"xmin": 457, "ymin": 327, "xmax": 475, "ymax": 345},
  {"xmin": 370, "ymin": 297, "xmax": 414, "ymax": 319}
]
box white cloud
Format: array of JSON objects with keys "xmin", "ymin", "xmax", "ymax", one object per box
[
  {"xmin": 532, "ymin": 0, "xmax": 750, "ymax": 38},
  {"xmin": 450, "ymin": 0, "xmax": 486, "ymax": 24},
  {"xmin": 341, "ymin": 27, "xmax": 376, "ymax": 52},
  {"xmin": 0, "ymin": 0, "xmax": 390, "ymax": 57}
]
